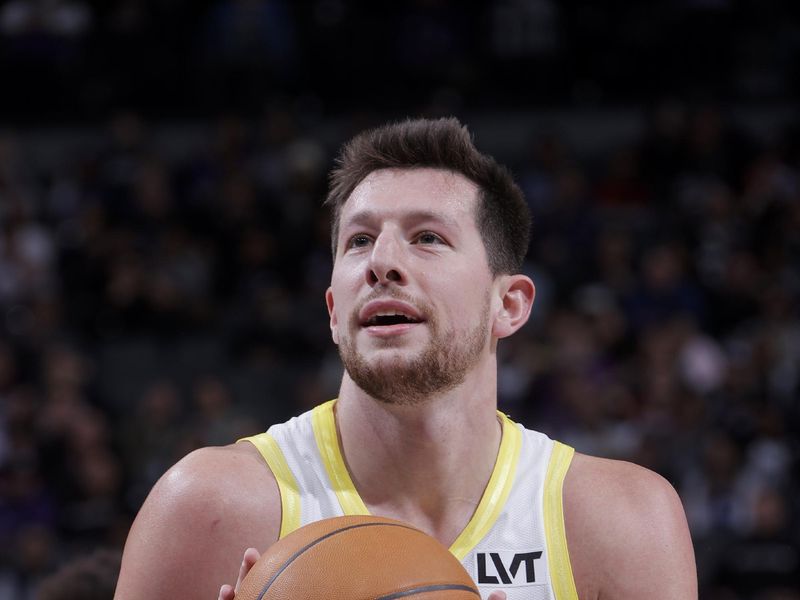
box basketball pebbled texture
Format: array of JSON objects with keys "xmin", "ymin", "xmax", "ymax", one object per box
[{"xmin": 235, "ymin": 515, "xmax": 481, "ymax": 599}]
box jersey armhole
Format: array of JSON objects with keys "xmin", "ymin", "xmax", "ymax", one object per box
[
  {"xmin": 238, "ymin": 433, "xmax": 301, "ymax": 538},
  {"xmin": 543, "ymin": 441, "xmax": 579, "ymax": 600}
]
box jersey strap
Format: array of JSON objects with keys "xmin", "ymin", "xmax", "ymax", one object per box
[
  {"xmin": 543, "ymin": 441, "xmax": 578, "ymax": 600},
  {"xmin": 448, "ymin": 412, "xmax": 521, "ymax": 560},
  {"xmin": 312, "ymin": 400, "xmax": 370, "ymax": 515},
  {"xmin": 238, "ymin": 432, "xmax": 301, "ymax": 538},
  {"xmin": 311, "ymin": 400, "xmax": 522, "ymax": 561}
]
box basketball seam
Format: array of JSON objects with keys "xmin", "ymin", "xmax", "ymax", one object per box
[
  {"xmin": 375, "ymin": 584, "xmax": 481, "ymax": 599},
  {"xmin": 255, "ymin": 521, "xmax": 421, "ymax": 600}
]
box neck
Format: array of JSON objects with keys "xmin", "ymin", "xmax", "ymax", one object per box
[{"xmin": 334, "ymin": 360, "xmax": 502, "ymax": 545}]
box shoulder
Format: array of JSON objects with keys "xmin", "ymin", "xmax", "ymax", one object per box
[
  {"xmin": 562, "ymin": 452, "xmax": 697, "ymax": 600},
  {"xmin": 163, "ymin": 441, "xmax": 277, "ymax": 497},
  {"xmin": 115, "ymin": 443, "xmax": 281, "ymax": 599},
  {"xmin": 143, "ymin": 442, "xmax": 280, "ymax": 532}
]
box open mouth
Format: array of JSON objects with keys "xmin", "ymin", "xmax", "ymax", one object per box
[
  {"xmin": 358, "ymin": 300, "xmax": 426, "ymax": 334},
  {"xmin": 365, "ymin": 312, "xmax": 423, "ymax": 327}
]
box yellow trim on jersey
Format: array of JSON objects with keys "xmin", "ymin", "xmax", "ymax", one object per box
[
  {"xmin": 238, "ymin": 433, "xmax": 301, "ymax": 538},
  {"xmin": 312, "ymin": 400, "xmax": 370, "ymax": 515},
  {"xmin": 449, "ymin": 412, "xmax": 521, "ymax": 560},
  {"xmin": 311, "ymin": 401, "xmax": 522, "ymax": 561},
  {"xmin": 543, "ymin": 441, "xmax": 578, "ymax": 600}
]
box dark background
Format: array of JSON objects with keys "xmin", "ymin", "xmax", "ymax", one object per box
[{"xmin": 0, "ymin": 1, "xmax": 799, "ymax": 598}]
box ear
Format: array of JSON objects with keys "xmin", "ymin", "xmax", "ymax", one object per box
[
  {"xmin": 491, "ymin": 274, "xmax": 535, "ymax": 339},
  {"xmin": 325, "ymin": 287, "xmax": 339, "ymax": 345}
]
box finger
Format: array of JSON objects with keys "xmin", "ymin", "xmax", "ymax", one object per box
[
  {"xmin": 218, "ymin": 584, "xmax": 234, "ymax": 600},
  {"xmin": 243, "ymin": 547, "xmax": 261, "ymax": 567},
  {"xmin": 233, "ymin": 547, "xmax": 261, "ymax": 593},
  {"xmin": 487, "ymin": 592, "xmax": 507, "ymax": 600}
]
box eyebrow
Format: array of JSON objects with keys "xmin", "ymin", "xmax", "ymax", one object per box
[{"xmin": 342, "ymin": 209, "xmax": 461, "ymax": 231}]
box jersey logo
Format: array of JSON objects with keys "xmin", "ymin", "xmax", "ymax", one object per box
[{"xmin": 476, "ymin": 551, "xmax": 544, "ymax": 586}]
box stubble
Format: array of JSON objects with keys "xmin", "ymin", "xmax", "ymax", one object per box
[{"xmin": 338, "ymin": 293, "xmax": 490, "ymax": 405}]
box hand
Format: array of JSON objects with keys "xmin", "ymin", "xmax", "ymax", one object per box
[
  {"xmin": 218, "ymin": 547, "xmax": 260, "ymax": 600},
  {"xmin": 488, "ymin": 593, "xmax": 507, "ymax": 600}
]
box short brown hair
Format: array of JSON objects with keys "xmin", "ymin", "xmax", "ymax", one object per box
[{"xmin": 324, "ymin": 117, "xmax": 530, "ymax": 275}]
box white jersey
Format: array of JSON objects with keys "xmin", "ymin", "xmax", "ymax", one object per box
[{"xmin": 240, "ymin": 400, "xmax": 578, "ymax": 600}]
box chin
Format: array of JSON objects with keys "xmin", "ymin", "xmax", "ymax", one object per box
[{"xmin": 364, "ymin": 351, "xmax": 419, "ymax": 372}]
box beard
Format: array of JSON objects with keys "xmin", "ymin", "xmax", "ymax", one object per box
[{"xmin": 337, "ymin": 293, "xmax": 490, "ymax": 406}]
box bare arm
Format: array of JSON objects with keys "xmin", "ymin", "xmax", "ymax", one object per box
[
  {"xmin": 564, "ymin": 453, "xmax": 697, "ymax": 600},
  {"xmin": 114, "ymin": 444, "xmax": 281, "ymax": 599}
]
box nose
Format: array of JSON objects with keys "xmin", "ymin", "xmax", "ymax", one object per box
[{"xmin": 366, "ymin": 231, "xmax": 406, "ymax": 286}]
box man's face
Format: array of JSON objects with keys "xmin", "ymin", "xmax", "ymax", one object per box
[{"xmin": 325, "ymin": 168, "xmax": 496, "ymax": 405}]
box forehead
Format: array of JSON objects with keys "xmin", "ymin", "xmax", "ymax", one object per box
[{"xmin": 341, "ymin": 168, "xmax": 480, "ymax": 225}]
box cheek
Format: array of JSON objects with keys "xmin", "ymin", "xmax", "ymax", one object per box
[
  {"xmin": 329, "ymin": 282, "xmax": 358, "ymax": 333},
  {"xmin": 333, "ymin": 262, "xmax": 362, "ymax": 292},
  {"xmin": 450, "ymin": 281, "xmax": 493, "ymax": 325},
  {"xmin": 438, "ymin": 286, "xmax": 479, "ymax": 323}
]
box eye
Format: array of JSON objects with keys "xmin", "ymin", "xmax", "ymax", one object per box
[
  {"xmin": 414, "ymin": 231, "xmax": 445, "ymax": 245},
  {"xmin": 346, "ymin": 233, "xmax": 373, "ymax": 249}
]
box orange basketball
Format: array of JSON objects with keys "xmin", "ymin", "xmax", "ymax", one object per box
[{"xmin": 236, "ymin": 515, "xmax": 480, "ymax": 599}]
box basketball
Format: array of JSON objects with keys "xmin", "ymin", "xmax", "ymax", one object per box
[{"xmin": 235, "ymin": 515, "xmax": 481, "ymax": 599}]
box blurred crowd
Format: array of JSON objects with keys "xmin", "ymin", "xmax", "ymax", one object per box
[
  {"xmin": 1, "ymin": 1, "xmax": 798, "ymax": 599},
  {"xmin": 0, "ymin": 103, "xmax": 798, "ymax": 600},
  {"xmin": 2, "ymin": 0, "xmax": 800, "ymax": 121}
]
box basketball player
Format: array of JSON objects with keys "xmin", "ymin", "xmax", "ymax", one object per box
[{"xmin": 114, "ymin": 118, "xmax": 697, "ymax": 599}]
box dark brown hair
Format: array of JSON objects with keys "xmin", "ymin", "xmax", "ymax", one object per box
[{"xmin": 324, "ymin": 117, "xmax": 530, "ymax": 275}]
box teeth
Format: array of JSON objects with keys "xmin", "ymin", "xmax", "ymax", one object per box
[{"xmin": 365, "ymin": 309, "xmax": 419, "ymax": 325}]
